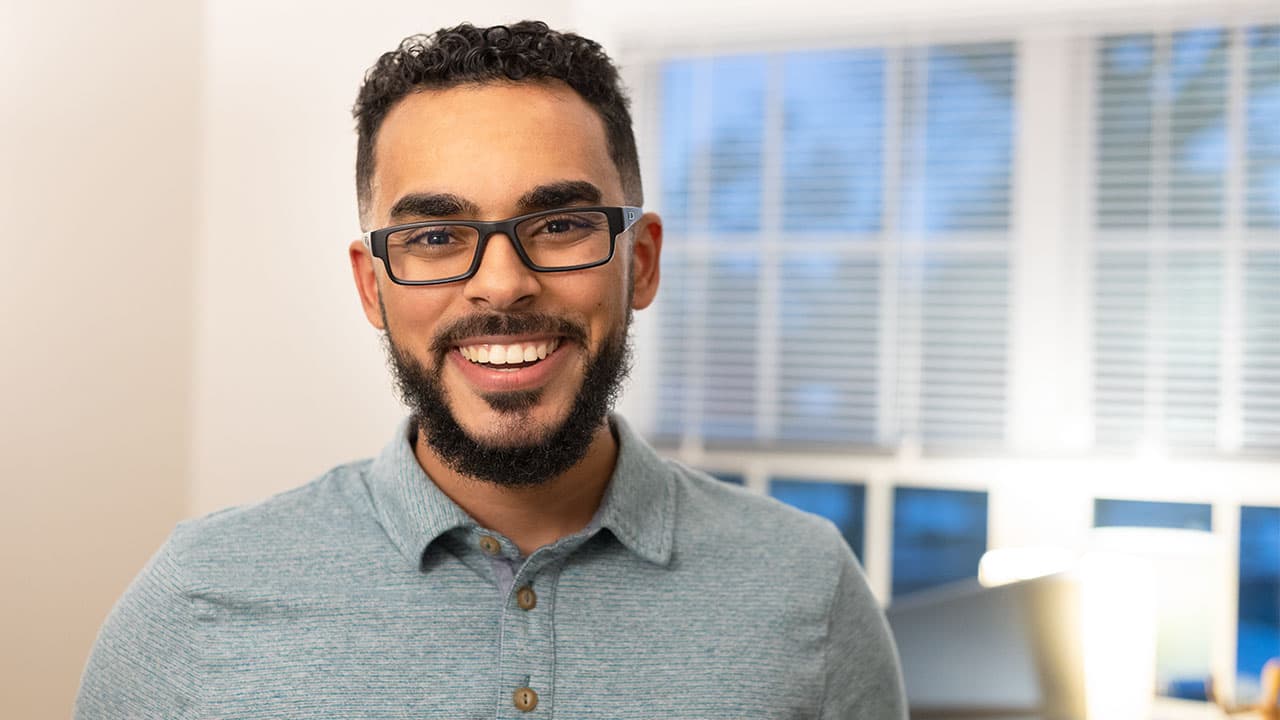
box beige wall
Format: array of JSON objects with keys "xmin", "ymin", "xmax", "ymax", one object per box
[{"xmin": 0, "ymin": 0, "xmax": 200, "ymax": 716}]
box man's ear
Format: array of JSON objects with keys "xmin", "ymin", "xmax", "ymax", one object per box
[
  {"xmin": 349, "ymin": 240, "xmax": 386, "ymax": 330},
  {"xmin": 628, "ymin": 213, "xmax": 662, "ymax": 310}
]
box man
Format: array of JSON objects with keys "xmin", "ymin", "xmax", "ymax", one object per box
[{"xmin": 76, "ymin": 21, "xmax": 906, "ymax": 719}]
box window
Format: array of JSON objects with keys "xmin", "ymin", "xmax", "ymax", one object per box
[
  {"xmin": 1092, "ymin": 25, "xmax": 1280, "ymax": 455},
  {"xmin": 656, "ymin": 42, "xmax": 1014, "ymax": 450},
  {"xmin": 891, "ymin": 487, "xmax": 988, "ymax": 598},
  {"xmin": 1238, "ymin": 506, "xmax": 1280, "ymax": 701},
  {"xmin": 1094, "ymin": 498, "xmax": 1213, "ymax": 531},
  {"xmin": 768, "ymin": 478, "xmax": 866, "ymax": 560},
  {"xmin": 639, "ymin": 18, "xmax": 1278, "ymax": 695}
]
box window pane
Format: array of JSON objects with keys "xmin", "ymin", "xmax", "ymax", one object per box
[
  {"xmin": 709, "ymin": 56, "xmax": 766, "ymax": 232},
  {"xmin": 1166, "ymin": 253, "xmax": 1222, "ymax": 450},
  {"xmin": 1093, "ymin": 498, "xmax": 1213, "ymax": 531},
  {"xmin": 1247, "ymin": 25, "xmax": 1280, "ymax": 229},
  {"xmin": 782, "ymin": 50, "xmax": 884, "ymax": 232},
  {"xmin": 1244, "ymin": 251, "xmax": 1280, "ymax": 452},
  {"xmin": 769, "ymin": 478, "xmax": 866, "ymax": 560},
  {"xmin": 917, "ymin": 255, "xmax": 1009, "ymax": 446},
  {"xmin": 1094, "ymin": 251, "xmax": 1150, "ymax": 447},
  {"xmin": 1093, "ymin": 251, "xmax": 1223, "ymax": 452},
  {"xmin": 1169, "ymin": 28, "xmax": 1229, "ymax": 230},
  {"xmin": 778, "ymin": 253, "xmax": 878, "ymax": 444},
  {"xmin": 703, "ymin": 252, "xmax": 759, "ymax": 441},
  {"xmin": 1096, "ymin": 34, "xmax": 1156, "ymax": 230},
  {"xmin": 1238, "ymin": 506, "xmax": 1280, "ymax": 701},
  {"xmin": 892, "ymin": 487, "xmax": 988, "ymax": 598},
  {"xmin": 902, "ymin": 44, "xmax": 1015, "ymax": 234},
  {"xmin": 660, "ymin": 60, "xmax": 698, "ymax": 233}
]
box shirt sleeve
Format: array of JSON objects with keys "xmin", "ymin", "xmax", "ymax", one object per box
[
  {"xmin": 74, "ymin": 529, "xmax": 200, "ymax": 719},
  {"xmin": 819, "ymin": 534, "xmax": 908, "ymax": 720}
]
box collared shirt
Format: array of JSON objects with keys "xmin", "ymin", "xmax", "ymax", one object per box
[{"xmin": 75, "ymin": 415, "xmax": 906, "ymax": 719}]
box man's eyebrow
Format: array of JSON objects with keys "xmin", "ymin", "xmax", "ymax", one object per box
[
  {"xmin": 515, "ymin": 181, "xmax": 603, "ymax": 215},
  {"xmin": 388, "ymin": 193, "xmax": 481, "ymax": 222}
]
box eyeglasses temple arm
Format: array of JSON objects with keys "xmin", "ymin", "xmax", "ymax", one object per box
[{"xmin": 622, "ymin": 206, "xmax": 643, "ymax": 231}]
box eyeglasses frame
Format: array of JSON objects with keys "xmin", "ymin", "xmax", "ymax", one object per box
[{"xmin": 361, "ymin": 205, "xmax": 643, "ymax": 286}]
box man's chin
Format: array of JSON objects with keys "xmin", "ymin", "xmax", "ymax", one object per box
[
  {"xmin": 480, "ymin": 388, "xmax": 542, "ymax": 414},
  {"xmin": 455, "ymin": 399, "xmax": 571, "ymax": 449}
]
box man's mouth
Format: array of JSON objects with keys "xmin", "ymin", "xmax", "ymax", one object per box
[{"xmin": 457, "ymin": 338, "xmax": 562, "ymax": 370}]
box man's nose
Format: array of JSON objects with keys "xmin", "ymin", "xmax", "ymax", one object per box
[{"xmin": 461, "ymin": 232, "xmax": 541, "ymax": 309}]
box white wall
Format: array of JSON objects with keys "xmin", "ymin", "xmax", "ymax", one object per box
[{"xmin": 0, "ymin": 0, "xmax": 199, "ymax": 716}]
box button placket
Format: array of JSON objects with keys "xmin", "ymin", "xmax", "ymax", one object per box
[{"xmin": 497, "ymin": 557, "xmax": 561, "ymax": 718}]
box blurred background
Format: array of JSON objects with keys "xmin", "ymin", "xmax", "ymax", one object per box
[{"xmin": 1, "ymin": 0, "xmax": 1276, "ymax": 717}]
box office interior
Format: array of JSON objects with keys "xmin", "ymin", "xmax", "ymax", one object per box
[{"xmin": 1, "ymin": 0, "xmax": 1276, "ymax": 718}]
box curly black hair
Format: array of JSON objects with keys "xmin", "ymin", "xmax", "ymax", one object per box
[{"xmin": 352, "ymin": 21, "xmax": 642, "ymax": 221}]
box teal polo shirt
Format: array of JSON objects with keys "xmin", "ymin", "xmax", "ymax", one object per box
[{"xmin": 76, "ymin": 415, "xmax": 906, "ymax": 719}]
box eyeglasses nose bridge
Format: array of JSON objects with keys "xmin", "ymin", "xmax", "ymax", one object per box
[{"xmin": 471, "ymin": 223, "xmax": 534, "ymax": 275}]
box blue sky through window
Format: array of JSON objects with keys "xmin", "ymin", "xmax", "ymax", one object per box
[
  {"xmin": 892, "ymin": 487, "xmax": 988, "ymax": 598},
  {"xmin": 1239, "ymin": 506, "xmax": 1280, "ymax": 697},
  {"xmin": 1094, "ymin": 498, "xmax": 1213, "ymax": 531}
]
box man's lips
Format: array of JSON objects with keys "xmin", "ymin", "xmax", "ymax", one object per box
[
  {"xmin": 448, "ymin": 335, "xmax": 572, "ymax": 392},
  {"xmin": 455, "ymin": 336, "xmax": 562, "ymax": 366}
]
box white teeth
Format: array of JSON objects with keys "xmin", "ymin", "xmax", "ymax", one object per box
[{"xmin": 458, "ymin": 338, "xmax": 562, "ymax": 366}]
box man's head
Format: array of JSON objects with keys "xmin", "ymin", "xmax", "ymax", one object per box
[
  {"xmin": 353, "ymin": 21, "xmax": 644, "ymax": 225},
  {"xmin": 347, "ymin": 22, "xmax": 662, "ymax": 488}
]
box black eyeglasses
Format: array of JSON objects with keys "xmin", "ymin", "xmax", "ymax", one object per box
[{"xmin": 362, "ymin": 206, "xmax": 643, "ymax": 286}]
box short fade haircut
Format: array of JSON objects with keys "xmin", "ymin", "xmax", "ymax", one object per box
[{"xmin": 352, "ymin": 20, "xmax": 643, "ymax": 223}]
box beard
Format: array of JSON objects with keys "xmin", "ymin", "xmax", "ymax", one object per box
[{"xmin": 382, "ymin": 308, "xmax": 633, "ymax": 488}]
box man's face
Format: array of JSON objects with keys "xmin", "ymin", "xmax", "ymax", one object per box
[{"xmin": 349, "ymin": 81, "xmax": 661, "ymax": 484}]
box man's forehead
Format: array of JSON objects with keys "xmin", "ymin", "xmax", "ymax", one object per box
[{"xmin": 369, "ymin": 81, "xmax": 622, "ymax": 219}]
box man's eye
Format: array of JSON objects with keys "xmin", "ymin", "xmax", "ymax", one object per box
[
  {"xmin": 544, "ymin": 219, "xmax": 575, "ymax": 234},
  {"xmin": 410, "ymin": 228, "xmax": 456, "ymax": 245}
]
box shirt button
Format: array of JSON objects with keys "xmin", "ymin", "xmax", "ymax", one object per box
[
  {"xmin": 478, "ymin": 535, "xmax": 501, "ymax": 556},
  {"xmin": 513, "ymin": 686, "xmax": 539, "ymax": 712},
  {"xmin": 516, "ymin": 586, "xmax": 537, "ymax": 610}
]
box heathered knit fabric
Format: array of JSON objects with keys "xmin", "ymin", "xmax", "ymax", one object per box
[{"xmin": 75, "ymin": 415, "xmax": 906, "ymax": 719}]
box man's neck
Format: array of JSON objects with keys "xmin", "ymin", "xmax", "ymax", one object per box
[{"xmin": 412, "ymin": 421, "xmax": 619, "ymax": 557}]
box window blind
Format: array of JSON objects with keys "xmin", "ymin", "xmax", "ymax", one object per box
[
  {"xmin": 1092, "ymin": 25, "xmax": 1280, "ymax": 455},
  {"xmin": 655, "ymin": 42, "xmax": 1015, "ymax": 450}
]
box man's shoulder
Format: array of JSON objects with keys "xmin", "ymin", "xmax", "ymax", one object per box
[
  {"xmin": 661, "ymin": 457, "xmax": 849, "ymax": 564},
  {"xmin": 164, "ymin": 459, "xmax": 386, "ymax": 585}
]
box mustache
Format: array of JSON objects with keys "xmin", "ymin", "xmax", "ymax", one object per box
[{"xmin": 430, "ymin": 312, "xmax": 589, "ymax": 356}]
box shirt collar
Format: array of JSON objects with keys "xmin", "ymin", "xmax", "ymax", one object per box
[{"xmin": 365, "ymin": 414, "xmax": 676, "ymax": 569}]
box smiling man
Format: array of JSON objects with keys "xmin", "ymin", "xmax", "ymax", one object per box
[{"xmin": 76, "ymin": 21, "xmax": 906, "ymax": 719}]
